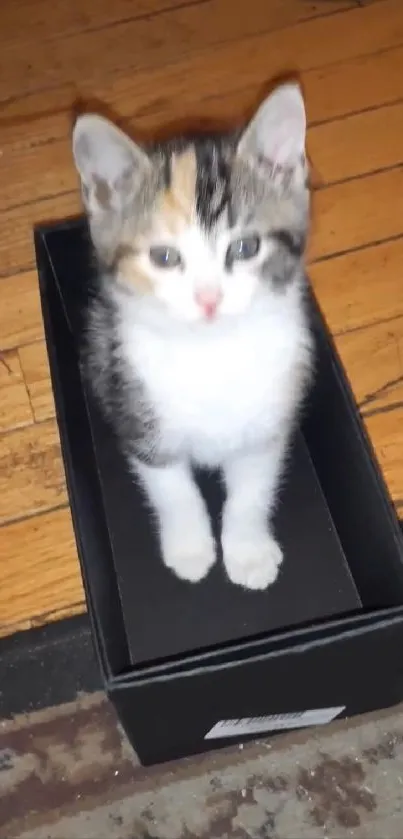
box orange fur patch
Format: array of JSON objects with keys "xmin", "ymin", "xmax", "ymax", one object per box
[
  {"xmin": 117, "ymin": 248, "xmax": 153, "ymax": 293},
  {"xmin": 114, "ymin": 149, "xmax": 197, "ymax": 292},
  {"xmin": 157, "ymin": 148, "xmax": 197, "ymax": 233}
]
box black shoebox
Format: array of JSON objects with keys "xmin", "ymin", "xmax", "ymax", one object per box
[{"xmin": 35, "ymin": 216, "xmax": 403, "ymax": 766}]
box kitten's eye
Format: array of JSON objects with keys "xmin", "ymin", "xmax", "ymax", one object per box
[
  {"xmin": 149, "ymin": 245, "xmax": 182, "ymax": 269},
  {"xmin": 226, "ymin": 235, "xmax": 261, "ymax": 266}
]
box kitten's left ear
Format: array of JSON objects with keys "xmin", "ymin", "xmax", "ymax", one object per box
[
  {"xmin": 237, "ymin": 83, "xmax": 306, "ymax": 167},
  {"xmin": 72, "ymin": 113, "xmax": 151, "ymax": 216}
]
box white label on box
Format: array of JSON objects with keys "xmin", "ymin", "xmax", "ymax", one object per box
[{"xmin": 204, "ymin": 706, "xmax": 346, "ymax": 740}]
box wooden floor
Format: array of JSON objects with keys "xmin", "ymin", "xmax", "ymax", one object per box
[{"xmin": 1, "ymin": 0, "xmax": 403, "ymax": 638}]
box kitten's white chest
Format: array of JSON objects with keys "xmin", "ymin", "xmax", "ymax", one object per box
[{"xmin": 123, "ymin": 303, "xmax": 309, "ymax": 464}]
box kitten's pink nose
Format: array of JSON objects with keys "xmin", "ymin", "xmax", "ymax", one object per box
[{"xmin": 195, "ymin": 289, "xmax": 222, "ymax": 318}]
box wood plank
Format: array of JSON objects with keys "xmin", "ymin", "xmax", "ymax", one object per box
[
  {"xmin": 336, "ymin": 317, "xmax": 403, "ymax": 414},
  {"xmin": 0, "ymin": 271, "xmax": 43, "ymax": 351},
  {"xmin": 0, "ymin": 507, "xmax": 84, "ymax": 637},
  {"xmin": 19, "ymin": 341, "xmax": 55, "ymax": 423},
  {"xmin": 364, "ymin": 386, "xmax": 403, "ymax": 417},
  {"xmin": 0, "ymin": 0, "xmax": 353, "ymax": 103},
  {"xmin": 0, "ymin": 191, "xmax": 80, "ymax": 279},
  {"xmin": 308, "ymin": 101, "xmax": 403, "ymax": 185},
  {"xmin": 1, "ymin": 0, "xmax": 205, "ymax": 44},
  {"xmin": 6, "ymin": 34, "xmax": 403, "ymax": 163},
  {"xmin": 0, "ymin": 600, "xmax": 85, "ymax": 638},
  {"xmin": 310, "ymin": 238, "xmax": 403, "ymax": 335},
  {"xmin": 0, "ymin": 420, "xmax": 67, "ymax": 525},
  {"xmin": 0, "ymin": 137, "xmax": 74, "ymax": 214},
  {"xmin": 2, "ymin": 3, "xmax": 403, "ymax": 197},
  {"xmin": 0, "ymin": 0, "xmax": 399, "ymax": 144},
  {"xmin": 309, "ymin": 168, "xmax": 403, "ymax": 262},
  {"xmin": 366, "ymin": 406, "xmax": 403, "ymax": 505},
  {"xmin": 304, "ymin": 44, "xmax": 403, "ymax": 125},
  {"xmin": 79, "ymin": 2, "xmax": 403, "ymax": 130},
  {"xmin": 0, "ymin": 350, "xmax": 33, "ymax": 432}
]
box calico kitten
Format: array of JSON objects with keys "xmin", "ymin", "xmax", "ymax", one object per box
[{"xmin": 72, "ymin": 82, "xmax": 313, "ymax": 590}]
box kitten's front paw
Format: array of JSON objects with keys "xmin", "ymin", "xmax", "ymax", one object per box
[
  {"xmin": 222, "ymin": 530, "xmax": 283, "ymax": 590},
  {"xmin": 161, "ymin": 520, "xmax": 216, "ymax": 583}
]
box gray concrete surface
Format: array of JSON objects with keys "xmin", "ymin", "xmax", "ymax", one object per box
[{"xmin": 1, "ymin": 693, "xmax": 403, "ymax": 838}]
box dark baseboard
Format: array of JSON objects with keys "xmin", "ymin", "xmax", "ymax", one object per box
[{"xmin": 0, "ymin": 613, "xmax": 101, "ymax": 719}]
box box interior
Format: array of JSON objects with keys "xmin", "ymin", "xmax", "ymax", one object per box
[{"xmin": 36, "ymin": 218, "xmax": 403, "ymax": 674}]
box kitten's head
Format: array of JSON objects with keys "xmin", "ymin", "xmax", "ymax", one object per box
[{"xmin": 72, "ymin": 83, "xmax": 309, "ymax": 323}]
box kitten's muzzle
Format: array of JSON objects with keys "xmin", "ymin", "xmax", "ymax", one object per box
[{"xmin": 195, "ymin": 288, "xmax": 223, "ymax": 319}]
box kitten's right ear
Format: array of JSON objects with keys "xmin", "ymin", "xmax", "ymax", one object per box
[
  {"xmin": 72, "ymin": 114, "xmax": 151, "ymax": 217},
  {"xmin": 236, "ymin": 83, "xmax": 306, "ymax": 169}
]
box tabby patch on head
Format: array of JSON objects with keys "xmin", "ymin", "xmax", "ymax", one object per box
[{"xmin": 72, "ymin": 83, "xmax": 310, "ymax": 322}]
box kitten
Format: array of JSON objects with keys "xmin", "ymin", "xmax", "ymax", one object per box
[{"xmin": 72, "ymin": 82, "xmax": 313, "ymax": 590}]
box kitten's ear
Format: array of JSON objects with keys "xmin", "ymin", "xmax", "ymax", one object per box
[
  {"xmin": 72, "ymin": 114, "xmax": 151, "ymax": 216},
  {"xmin": 237, "ymin": 83, "xmax": 306, "ymax": 167}
]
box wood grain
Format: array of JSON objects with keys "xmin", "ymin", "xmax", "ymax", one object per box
[
  {"xmin": 19, "ymin": 342, "xmax": 55, "ymax": 423},
  {"xmin": 0, "ymin": 350, "xmax": 33, "ymax": 432},
  {"xmin": 304, "ymin": 44, "xmax": 403, "ymax": 124},
  {"xmin": 0, "ymin": 420, "xmax": 66, "ymax": 525},
  {"xmin": 309, "ymin": 168, "xmax": 403, "ymax": 261},
  {"xmin": 308, "ymin": 101, "xmax": 403, "ymax": 185},
  {"xmin": 366, "ymin": 407, "xmax": 403, "ymax": 505},
  {"xmin": 0, "ymin": 271, "xmax": 43, "ymax": 351},
  {"xmin": 0, "ymin": 191, "xmax": 80, "ymax": 279},
  {"xmin": 1, "ymin": 0, "xmax": 205, "ymax": 44},
  {"xmin": 0, "ymin": 2, "xmax": 400, "ymax": 138},
  {"xmin": 0, "ymin": 507, "xmax": 83, "ymax": 637},
  {"xmin": 310, "ymin": 238, "xmax": 403, "ymax": 335},
  {"xmin": 0, "ymin": 135, "xmax": 74, "ymax": 214},
  {"xmin": 0, "ymin": 0, "xmax": 353, "ymax": 103},
  {"xmin": 336, "ymin": 317, "xmax": 403, "ymax": 414},
  {"xmin": 5, "ymin": 29, "xmax": 403, "ymax": 158}
]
